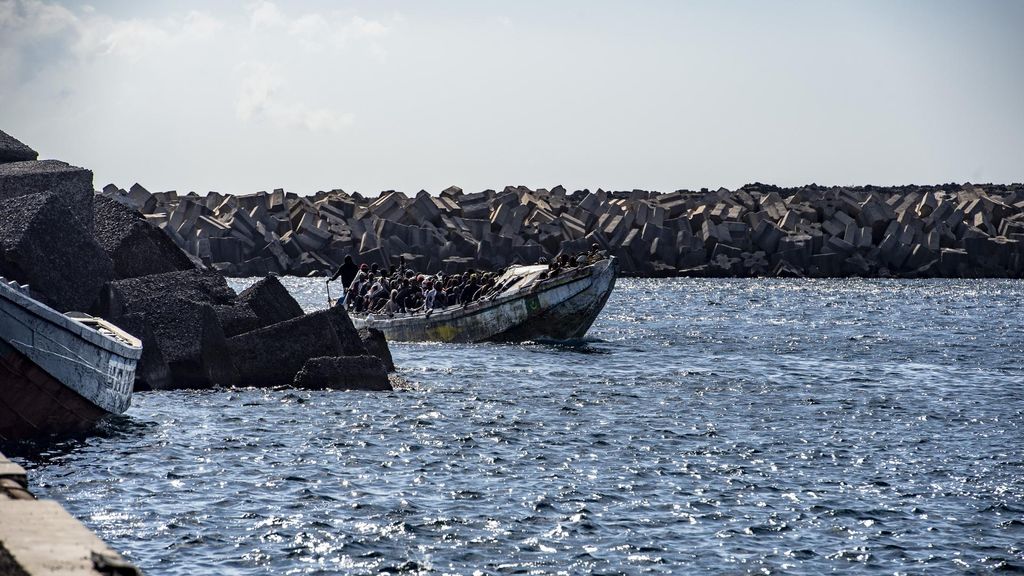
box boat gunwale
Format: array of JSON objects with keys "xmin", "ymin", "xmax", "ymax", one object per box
[
  {"xmin": 0, "ymin": 281, "xmax": 142, "ymax": 359},
  {"xmin": 350, "ymin": 259, "xmax": 609, "ymax": 328}
]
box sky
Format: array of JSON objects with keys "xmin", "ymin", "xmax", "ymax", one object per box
[{"xmin": 1, "ymin": 0, "xmax": 1022, "ymax": 196}]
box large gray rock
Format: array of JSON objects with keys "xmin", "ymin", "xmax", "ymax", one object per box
[
  {"xmin": 215, "ymin": 303, "xmax": 264, "ymax": 339},
  {"xmin": 93, "ymin": 193, "xmax": 197, "ymax": 279},
  {"xmin": 358, "ymin": 327, "xmax": 395, "ymax": 372},
  {"xmin": 322, "ymin": 306, "xmax": 368, "ymax": 356},
  {"xmin": 217, "ymin": 275, "xmax": 305, "ymax": 338},
  {"xmin": 0, "ymin": 191, "xmax": 114, "ymax": 312},
  {"xmin": 235, "ymin": 275, "xmax": 304, "ymax": 327},
  {"xmin": 93, "ymin": 269, "xmax": 240, "ymax": 389},
  {"xmin": 114, "ymin": 313, "xmax": 173, "ymax": 391},
  {"xmin": 94, "ymin": 268, "xmax": 236, "ymax": 320},
  {"xmin": 0, "ymin": 129, "xmax": 38, "ymax": 163},
  {"xmin": 227, "ymin": 312, "xmax": 344, "ymax": 388},
  {"xmin": 0, "ymin": 160, "xmax": 95, "ymax": 231},
  {"xmin": 292, "ymin": 356, "xmax": 392, "ymax": 391},
  {"xmin": 126, "ymin": 296, "xmax": 238, "ymax": 388}
]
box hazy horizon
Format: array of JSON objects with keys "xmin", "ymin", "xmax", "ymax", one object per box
[{"xmin": 3, "ymin": 0, "xmax": 1023, "ymax": 195}]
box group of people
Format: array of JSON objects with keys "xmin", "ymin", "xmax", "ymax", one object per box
[
  {"xmin": 328, "ymin": 245, "xmax": 607, "ymax": 316},
  {"xmin": 331, "ymin": 259, "xmax": 498, "ymax": 314}
]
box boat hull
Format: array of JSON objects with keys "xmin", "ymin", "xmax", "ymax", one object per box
[
  {"xmin": 0, "ymin": 279, "xmax": 141, "ymax": 441},
  {"xmin": 0, "ymin": 341, "xmax": 107, "ymax": 440},
  {"xmin": 352, "ymin": 258, "xmax": 618, "ymax": 343}
]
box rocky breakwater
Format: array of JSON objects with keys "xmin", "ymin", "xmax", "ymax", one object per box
[
  {"xmin": 0, "ymin": 128, "xmax": 393, "ymax": 394},
  {"xmin": 102, "ymin": 181, "xmax": 1024, "ymax": 279}
]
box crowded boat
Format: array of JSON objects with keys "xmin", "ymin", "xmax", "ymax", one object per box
[{"xmin": 332, "ymin": 245, "xmax": 608, "ymax": 316}]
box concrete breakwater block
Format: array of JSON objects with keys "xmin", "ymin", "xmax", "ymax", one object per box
[
  {"xmin": 104, "ymin": 178, "xmax": 1024, "ymax": 279},
  {"xmin": 320, "ymin": 306, "xmax": 369, "ymax": 357},
  {"xmin": 114, "ymin": 312, "xmax": 174, "ymax": 391},
  {"xmin": 0, "ymin": 500, "xmax": 139, "ymax": 576},
  {"xmin": 93, "ymin": 193, "xmax": 197, "ymax": 280},
  {"xmin": 236, "ymin": 275, "xmax": 304, "ymax": 327},
  {"xmin": 0, "ymin": 191, "xmax": 114, "ymax": 312},
  {"xmin": 217, "ymin": 275, "xmax": 304, "ymax": 338},
  {"xmin": 227, "ymin": 312, "xmax": 343, "ymax": 388},
  {"xmin": 293, "ymin": 356, "xmax": 392, "ymax": 391},
  {"xmin": 0, "ymin": 160, "xmax": 95, "ymax": 232},
  {"xmin": 132, "ymin": 295, "xmax": 238, "ymax": 388},
  {"xmin": 0, "ymin": 129, "xmax": 37, "ymax": 163},
  {"xmin": 215, "ymin": 302, "xmax": 264, "ymax": 339},
  {"xmin": 94, "ymin": 269, "xmax": 240, "ymax": 389},
  {"xmin": 94, "ymin": 268, "xmax": 236, "ymax": 319},
  {"xmin": 359, "ymin": 327, "xmax": 395, "ymax": 372}
]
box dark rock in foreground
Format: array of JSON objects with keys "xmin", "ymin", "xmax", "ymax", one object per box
[
  {"xmin": 214, "ymin": 302, "xmax": 263, "ymax": 339},
  {"xmin": 94, "ymin": 268, "xmax": 236, "ymax": 319},
  {"xmin": 217, "ymin": 275, "xmax": 305, "ymax": 338},
  {"xmin": 293, "ymin": 356, "xmax": 391, "ymax": 391},
  {"xmin": 0, "ymin": 160, "xmax": 95, "ymax": 231},
  {"xmin": 236, "ymin": 275, "xmax": 304, "ymax": 327},
  {"xmin": 124, "ymin": 296, "xmax": 238, "ymax": 389},
  {"xmin": 0, "ymin": 191, "xmax": 114, "ymax": 312},
  {"xmin": 359, "ymin": 327, "xmax": 395, "ymax": 372},
  {"xmin": 227, "ymin": 312, "xmax": 343, "ymax": 388},
  {"xmin": 93, "ymin": 194, "xmax": 197, "ymax": 279},
  {"xmin": 115, "ymin": 313, "xmax": 173, "ymax": 391},
  {"xmin": 93, "ymin": 269, "xmax": 241, "ymax": 389},
  {"xmin": 322, "ymin": 306, "xmax": 369, "ymax": 356},
  {"xmin": 0, "ymin": 129, "xmax": 38, "ymax": 163}
]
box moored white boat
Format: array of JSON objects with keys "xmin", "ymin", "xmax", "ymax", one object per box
[
  {"xmin": 350, "ymin": 257, "xmax": 618, "ymax": 343},
  {"xmin": 0, "ymin": 277, "xmax": 142, "ymax": 441}
]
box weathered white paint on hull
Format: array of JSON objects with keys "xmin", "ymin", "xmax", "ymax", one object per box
[
  {"xmin": 351, "ymin": 258, "xmax": 618, "ymax": 343},
  {"xmin": 0, "ymin": 278, "xmax": 141, "ymax": 432}
]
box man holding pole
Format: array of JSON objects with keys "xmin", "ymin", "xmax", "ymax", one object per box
[{"xmin": 327, "ymin": 255, "xmax": 359, "ymax": 306}]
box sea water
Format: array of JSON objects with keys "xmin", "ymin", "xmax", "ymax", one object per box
[{"xmin": 5, "ymin": 278, "xmax": 1023, "ymax": 574}]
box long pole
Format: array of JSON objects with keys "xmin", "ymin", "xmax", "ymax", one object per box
[{"xmin": 325, "ymin": 280, "xmax": 332, "ymax": 307}]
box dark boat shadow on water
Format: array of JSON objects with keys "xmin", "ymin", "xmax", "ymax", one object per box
[
  {"xmin": 524, "ymin": 337, "xmax": 613, "ymax": 355},
  {"xmin": 0, "ymin": 414, "xmax": 156, "ymax": 462}
]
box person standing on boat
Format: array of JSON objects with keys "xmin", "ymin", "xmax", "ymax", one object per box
[
  {"xmin": 459, "ymin": 274, "xmax": 481, "ymax": 305},
  {"xmin": 423, "ymin": 280, "xmax": 437, "ymax": 310},
  {"xmin": 367, "ymin": 275, "xmax": 387, "ymax": 310},
  {"xmin": 348, "ymin": 265, "xmax": 370, "ymax": 311},
  {"xmin": 346, "ymin": 272, "xmax": 362, "ymax": 309},
  {"xmin": 384, "ymin": 289, "xmax": 401, "ymax": 315},
  {"xmin": 329, "ymin": 255, "xmax": 359, "ymax": 306}
]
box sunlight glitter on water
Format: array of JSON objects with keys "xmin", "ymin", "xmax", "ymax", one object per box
[{"xmin": 4, "ymin": 278, "xmax": 1023, "ymax": 574}]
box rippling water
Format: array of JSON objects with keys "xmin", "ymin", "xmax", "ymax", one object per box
[{"xmin": 4, "ymin": 278, "xmax": 1024, "ymax": 574}]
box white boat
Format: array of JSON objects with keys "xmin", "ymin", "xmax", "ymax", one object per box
[
  {"xmin": 350, "ymin": 257, "xmax": 618, "ymax": 343},
  {"xmin": 0, "ymin": 277, "xmax": 142, "ymax": 441}
]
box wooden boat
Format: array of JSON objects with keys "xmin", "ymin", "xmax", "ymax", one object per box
[
  {"xmin": 0, "ymin": 277, "xmax": 142, "ymax": 441},
  {"xmin": 350, "ymin": 257, "xmax": 618, "ymax": 343}
]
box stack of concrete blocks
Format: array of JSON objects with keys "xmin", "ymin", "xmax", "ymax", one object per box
[
  {"xmin": 0, "ymin": 128, "xmax": 396, "ymax": 393},
  {"xmin": 102, "ymin": 178, "xmax": 1024, "ymax": 279},
  {"xmin": 91, "ymin": 270, "xmax": 394, "ymax": 391},
  {"xmin": 0, "ymin": 130, "xmax": 116, "ymax": 312}
]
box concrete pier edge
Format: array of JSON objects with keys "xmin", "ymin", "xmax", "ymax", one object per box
[{"xmin": 0, "ymin": 451, "xmax": 142, "ymax": 575}]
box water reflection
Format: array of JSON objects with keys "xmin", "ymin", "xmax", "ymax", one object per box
[{"xmin": 7, "ymin": 278, "xmax": 1023, "ymax": 574}]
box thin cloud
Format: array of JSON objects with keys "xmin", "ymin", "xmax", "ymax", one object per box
[
  {"xmin": 235, "ymin": 61, "xmax": 354, "ymax": 132},
  {"xmin": 2, "ymin": 0, "xmax": 384, "ymax": 131},
  {"xmin": 247, "ymin": 0, "xmax": 283, "ymax": 30},
  {"xmin": 0, "ymin": 0, "xmax": 223, "ymax": 75},
  {"xmin": 0, "ymin": 0, "xmax": 79, "ymax": 81},
  {"xmin": 245, "ymin": 1, "xmax": 389, "ymax": 52}
]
